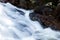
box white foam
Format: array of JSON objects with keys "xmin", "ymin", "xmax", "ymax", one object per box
[{"xmin": 0, "ymin": 2, "xmax": 60, "ymax": 40}]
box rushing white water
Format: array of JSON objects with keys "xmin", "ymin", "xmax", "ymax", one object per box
[{"xmin": 0, "ymin": 2, "xmax": 60, "ymax": 40}]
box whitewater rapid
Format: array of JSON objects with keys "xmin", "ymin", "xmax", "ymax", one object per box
[{"xmin": 0, "ymin": 2, "xmax": 60, "ymax": 40}]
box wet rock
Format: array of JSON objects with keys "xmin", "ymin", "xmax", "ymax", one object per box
[{"xmin": 30, "ymin": 5, "xmax": 60, "ymax": 31}]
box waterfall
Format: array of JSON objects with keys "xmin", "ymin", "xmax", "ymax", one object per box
[{"xmin": 0, "ymin": 2, "xmax": 60, "ymax": 40}]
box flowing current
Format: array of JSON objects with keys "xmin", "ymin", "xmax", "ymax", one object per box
[{"xmin": 0, "ymin": 2, "xmax": 60, "ymax": 40}]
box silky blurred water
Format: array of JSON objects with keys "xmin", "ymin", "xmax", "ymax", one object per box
[{"xmin": 0, "ymin": 2, "xmax": 60, "ymax": 40}]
